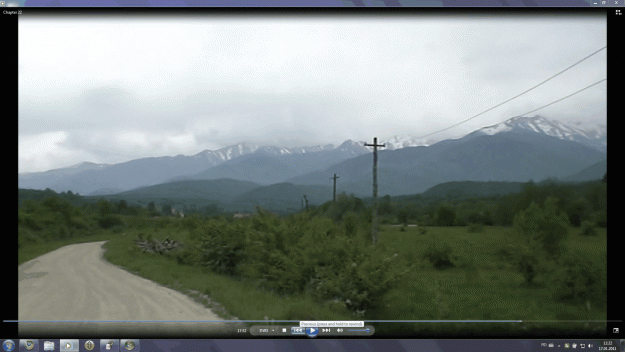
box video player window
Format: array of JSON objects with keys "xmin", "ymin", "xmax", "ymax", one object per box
[{"xmin": 10, "ymin": 3, "xmax": 617, "ymax": 344}]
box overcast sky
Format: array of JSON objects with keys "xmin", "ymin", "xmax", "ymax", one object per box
[{"xmin": 18, "ymin": 13, "xmax": 607, "ymax": 174}]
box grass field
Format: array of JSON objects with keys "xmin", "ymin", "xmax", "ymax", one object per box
[
  {"xmin": 18, "ymin": 220, "xmax": 608, "ymax": 337},
  {"xmin": 366, "ymin": 225, "xmax": 607, "ymax": 336}
]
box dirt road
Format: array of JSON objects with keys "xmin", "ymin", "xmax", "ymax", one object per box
[{"xmin": 18, "ymin": 241, "xmax": 240, "ymax": 337}]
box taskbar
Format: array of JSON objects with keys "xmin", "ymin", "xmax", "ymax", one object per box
[{"xmin": 1, "ymin": 338, "xmax": 623, "ymax": 352}]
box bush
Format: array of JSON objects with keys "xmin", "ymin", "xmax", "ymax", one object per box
[
  {"xmin": 494, "ymin": 244, "xmax": 516, "ymax": 262},
  {"xmin": 343, "ymin": 211, "xmax": 360, "ymax": 238},
  {"xmin": 566, "ymin": 199, "xmax": 590, "ymax": 228},
  {"xmin": 69, "ymin": 216, "xmax": 89, "ymax": 230},
  {"xmin": 397, "ymin": 206, "xmax": 410, "ymax": 226},
  {"xmin": 196, "ymin": 224, "xmax": 245, "ymax": 276},
  {"xmin": 467, "ymin": 222, "xmax": 484, "ymax": 233},
  {"xmin": 466, "ymin": 210, "xmax": 493, "ymax": 226},
  {"xmin": 305, "ymin": 251, "xmax": 407, "ymax": 316},
  {"xmin": 511, "ymin": 198, "xmax": 569, "ymax": 284},
  {"xmin": 548, "ymin": 250, "xmax": 606, "ymax": 307},
  {"xmin": 182, "ymin": 214, "xmax": 203, "ymax": 231},
  {"xmin": 175, "ymin": 244, "xmax": 202, "ymax": 266},
  {"xmin": 326, "ymin": 194, "xmax": 365, "ymax": 222},
  {"xmin": 423, "ymin": 241, "xmax": 455, "ymax": 269},
  {"xmin": 579, "ymin": 221, "xmax": 598, "ymax": 237},
  {"xmin": 98, "ymin": 215, "xmax": 124, "ymax": 229},
  {"xmin": 435, "ymin": 205, "xmax": 456, "ymax": 226},
  {"xmin": 42, "ymin": 196, "xmax": 73, "ymax": 219},
  {"xmin": 591, "ymin": 210, "xmax": 606, "ymax": 228},
  {"xmin": 516, "ymin": 247, "xmax": 540, "ymax": 284},
  {"xmin": 513, "ymin": 197, "xmax": 569, "ymax": 258}
]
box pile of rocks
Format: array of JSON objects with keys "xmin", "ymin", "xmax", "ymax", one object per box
[{"xmin": 135, "ymin": 236, "xmax": 183, "ymax": 254}]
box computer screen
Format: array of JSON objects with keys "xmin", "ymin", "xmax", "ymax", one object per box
[{"xmin": 8, "ymin": 2, "xmax": 620, "ymax": 351}]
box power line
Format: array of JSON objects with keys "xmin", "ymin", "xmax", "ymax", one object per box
[
  {"xmin": 417, "ymin": 45, "xmax": 607, "ymax": 140},
  {"xmin": 513, "ymin": 78, "xmax": 606, "ymax": 118}
]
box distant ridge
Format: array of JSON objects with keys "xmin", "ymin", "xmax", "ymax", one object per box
[
  {"xmin": 111, "ymin": 179, "xmax": 262, "ymax": 204},
  {"xmin": 18, "ymin": 115, "xmax": 606, "ymax": 197}
]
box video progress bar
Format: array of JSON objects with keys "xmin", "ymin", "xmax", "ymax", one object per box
[{"xmin": 6, "ymin": 320, "xmax": 620, "ymax": 323}]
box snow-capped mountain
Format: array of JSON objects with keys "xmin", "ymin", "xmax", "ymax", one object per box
[
  {"xmin": 18, "ymin": 140, "xmax": 369, "ymax": 195},
  {"xmin": 192, "ymin": 142, "xmax": 340, "ymax": 163},
  {"xmin": 18, "ymin": 114, "xmax": 606, "ymax": 196},
  {"xmin": 475, "ymin": 115, "xmax": 606, "ymax": 152}
]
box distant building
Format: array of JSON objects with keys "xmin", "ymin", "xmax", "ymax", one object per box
[{"xmin": 233, "ymin": 213, "xmax": 252, "ymax": 219}]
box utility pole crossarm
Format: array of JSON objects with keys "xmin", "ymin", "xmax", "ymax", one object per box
[{"xmin": 363, "ymin": 138, "xmax": 386, "ymax": 149}]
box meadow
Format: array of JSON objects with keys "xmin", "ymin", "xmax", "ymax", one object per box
[{"xmin": 18, "ymin": 181, "xmax": 607, "ymax": 338}]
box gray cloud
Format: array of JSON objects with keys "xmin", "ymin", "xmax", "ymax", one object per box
[{"xmin": 18, "ymin": 14, "xmax": 606, "ymax": 173}]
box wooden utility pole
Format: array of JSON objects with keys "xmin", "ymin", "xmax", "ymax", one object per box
[
  {"xmin": 364, "ymin": 137, "xmax": 385, "ymax": 245},
  {"xmin": 330, "ymin": 174, "xmax": 340, "ymax": 202}
]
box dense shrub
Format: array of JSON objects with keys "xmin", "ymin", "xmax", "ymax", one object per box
[
  {"xmin": 18, "ymin": 227, "xmax": 43, "ymax": 247},
  {"xmin": 591, "ymin": 210, "xmax": 606, "ymax": 228},
  {"xmin": 98, "ymin": 215, "xmax": 124, "ymax": 229},
  {"xmin": 196, "ymin": 223, "xmax": 246, "ymax": 276},
  {"xmin": 181, "ymin": 214, "xmax": 203, "ymax": 231},
  {"xmin": 342, "ymin": 211, "xmax": 360, "ymax": 238},
  {"xmin": 423, "ymin": 241, "xmax": 455, "ymax": 269},
  {"xmin": 397, "ymin": 206, "xmax": 410, "ymax": 226},
  {"xmin": 511, "ymin": 197, "xmax": 570, "ymax": 284},
  {"xmin": 42, "ymin": 196, "xmax": 73, "ymax": 218},
  {"xmin": 305, "ymin": 247, "xmax": 406, "ymax": 316},
  {"xmin": 175, "ymin": 244, "xmax": 201, "ymax": 266},
  {"xmin": 548, "ymin": 250, "xmax": 606, "ymax": 307},
  {"xmin": 68, "ymin": 216, "xmax": 89, "ymax": 229},
  {"xmin": 325, "ymin": 194, "xmax": 366, "ymax": 222},
  {"xmin": 96, "ymin": 199, "xmax": 114, "ymax": 217},
  {"xmin": 566, "ymin": 198, "xmax": 590, "ymax": 227},
  {"xmin": 467, "ymin": 222, "xmax": 484, "ymax": 233},
  {"xmin": 579, "ymin": 221, "xmax": 598, "ymax": 237},
  {"xmin": 435, "ymin": 205, "xmax": 456, "ymax": 226},
  {"xmin": 513, "ymin": 197, "xmax": 569, "ymax": 257},
  {"xmin": 174, "ymin": 206, "xmax": 408, "ymax": 316},
  {"xmin": 465, "ymin": 210, "xmax": 493, "ymax": 226},
  {"xmin": 515, "ymin": 246, "xmax": 540, "ymax": 284},
  {"xmin": 494, "ymin": 243, "xmax": 516, "ymax": 262}
]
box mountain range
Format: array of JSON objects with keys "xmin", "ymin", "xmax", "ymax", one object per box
[{"xmin": 18, "ymin": 115, "xmax": 607, "ymax": 209}]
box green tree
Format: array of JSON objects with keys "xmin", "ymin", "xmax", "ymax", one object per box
[
  {"xmin": 41, "ymin": 196, "xmax": 74, "ymax": 222},
  {"xmin": 97, "ymin": 199, "xmax": 113, "ymax": 217},
  {"xmin": 512, "ymin": 197, "xmax": 569, "ymax": 284},
  {"xmin": 566, "ymin": 198, "xmax": 590, "ymax": 228},
  {"xmin": 436, "ymin": 204, "xmax": 455, "ymax": 226},
  {"xmin": 397, "ymin": 206, "xmax": 410, "ymax": 226},
  {"xmin": 117, "ymin": 199, "xmax": 128, "ymax": 214},
  {"xmin": 514, "ymin": 197, "xmax": 569, "ymax": 257}
]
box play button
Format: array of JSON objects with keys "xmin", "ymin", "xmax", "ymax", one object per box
[{"xmin": 305, "ymin": 327, "xmax": 319, "ymax": 338}]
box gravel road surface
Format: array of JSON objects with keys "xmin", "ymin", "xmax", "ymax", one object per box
[{"xmin": 18, "ymin": 241, "xmax": 241, "ymax": 338}]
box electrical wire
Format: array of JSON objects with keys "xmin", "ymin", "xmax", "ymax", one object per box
[{"xmin": 416, "ymin": 45, "xmax": 607, "ymax": 140}]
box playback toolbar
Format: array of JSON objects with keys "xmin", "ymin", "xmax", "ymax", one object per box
[{"xmin": 249, "ymin": 325, "xmax": 375, "ymax": 337}]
